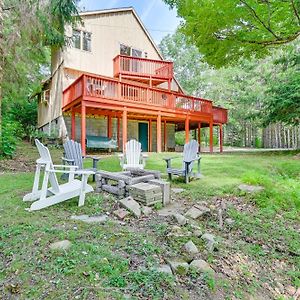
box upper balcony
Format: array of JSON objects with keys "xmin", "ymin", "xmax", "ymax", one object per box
[
  {"xmin": 213, "ymin": 106, "xmax": 228, "ymax": 124},
  {"xmin": 113, "ymin": 55, "xmax": 173, "ymax": 85}
]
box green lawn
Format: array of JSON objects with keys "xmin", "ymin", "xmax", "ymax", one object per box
[{"xmin": 0, "ymin": 142, "xmax": 299, "ymax": 299}]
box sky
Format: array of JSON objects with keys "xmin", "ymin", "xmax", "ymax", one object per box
[{"xmin": 78, "ymin": 0, "xmax": 181, "ymax": 43}]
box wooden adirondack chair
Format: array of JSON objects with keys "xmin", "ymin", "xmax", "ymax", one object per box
[
  {"xmin": 23, "ymin": 139, "xmax": 94, "ymax": 211},
  {"xmin": 118, "ymin": 139, "xmax": 148, "ymax": 170},
  {"xmin": 62, "ymin": 139, "xmax": 100, "ymax": 181},
  {"xmin": 164, "ymin": 140, "xmax": 201, "ymax": 183}
]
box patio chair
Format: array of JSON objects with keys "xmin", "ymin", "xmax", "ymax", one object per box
[
  {"xmin": 118, "ymin": 139, "xmax": 148, "ymax": 170},
  {"xmin": 23, "ymin": 139, "xmax": 94, "ymax": 211},
  {"xmin": 62, "ymin": 139, "xmax": 100, "ymax": 181},
  {"xmin": 164, "ymin": 139, "xmax": 201, "ymax": 183}
]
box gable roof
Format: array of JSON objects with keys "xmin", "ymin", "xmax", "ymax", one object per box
[{"xmin": 79, "ymin": 7, "xmax": 163, "ymax": 60}]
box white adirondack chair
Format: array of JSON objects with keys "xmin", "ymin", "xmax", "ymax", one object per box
[
  {"xmin": 23, "ymin": 139, "xmax": 94, "ymax": 211},
  {"xmin": 164, "ymin": 139, "xmax": 201, "ymax": 183},
  {"xmin": 118, "ymin": 139, "xmax": 148, "ymax": 170}
]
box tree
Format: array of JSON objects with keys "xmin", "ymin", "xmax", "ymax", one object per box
[
  {"xmin": 164, "ymin": 0, "xmax": 300, "ymax": 67},
  {"xmin": 0, "ymin": 0, "xmax": 80, "ymax": 156}
]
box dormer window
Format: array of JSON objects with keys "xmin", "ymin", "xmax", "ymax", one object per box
[{"xmin": 72, "ymin": 29, "xmax": 91, "ymax": 52}]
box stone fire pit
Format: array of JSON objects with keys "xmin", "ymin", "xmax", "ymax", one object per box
[{"xmin": 95, "ymin": 169, "xmax": 161, "ymax": 198}]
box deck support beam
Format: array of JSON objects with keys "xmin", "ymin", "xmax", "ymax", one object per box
[
  {"xmin": 198, "ymin": 122, "xmax": 201, "ymax": 152},
  {"xmin": 164, "ymin": 120, "xmax": 167, "ymax": 151},
  {"xmin": 71, "ymin": 108, "xmax": 76, "ymax": 140},
  {"xmin": 149, "ymin": 119, "xmax": 152, "ymax": 152},
  {"xmin": 157, "ymin": 114, "xmax": 162, "ymax": 153},
  {"xmin": 185, "ymin": 117, "xmax": 189, "ymax": 144},
  {"xmin": 117, "ymin": 117, "xmax": 120, "ymax": 150},
  {"xmin": 209, "ymin": 120, "xmax": 213, "ymax": 154},
  {"xmin": 122, "ymin": 110, "xmax": 127, "ymax": 152},
  {"xmin": 81, "ymin": 104, "xmax": 86, "ymax": 156},
  {"xmin": 107, "ymin": 115, "xmax": 112, "ymax": 138},
  {"xmin": 219, "ymin": 124, "xmax": 223, "ymax": 153}
]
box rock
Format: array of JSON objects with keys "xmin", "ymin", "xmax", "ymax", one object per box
[
  {"xmin": 183, "ymin": 241, "xmax": 199, "ymax": 257},
  {"xmin": 171, "ymin": 188, "xmax": 184, "ymax": 194},
  {"xmin": 167, "ymin": 259, "xmax": 189, "ymax": 275},
  {"xmin": 141, "ymin": 206, "xmax": 153, "ymax": 216},
  {"xmin": 49, "ymin": 240, "xmax": 72, "ymax": 250},
  {"xmin": 238, "ymin": 184, "xmax": 264, "ymax": 193},
  {"xmin": 113, "ymin": 208, "xmax": 129, "ymax": 220},
  {"xmin": 201, "ymin": 233, "xmax": 218, "ymax": 252},
  {"xmin": 70, "ymin": 214, "xmax": 108, "ymax": 224},
  {"xmin": 83, "ymin": 215, "xmax": 108, "ymax": 224},
  {"xmin": 70, "ymin": 215, "xmax": 89, "ymax": 221},
  {"xmin": 167, "ymin": 225, "xmax": 184, "ymax": 238},
  {"xmin": 157, "ymin": 202, "xmax": 183, "ymax": 217},
  {"xmin": 119, "ymin": 197, "xmax": 141, "ymax": 218},
  {"xmin": 190, "ymin": 259, "xmax": 214, "ymax": 274},
  {"xmin": 173, "ymin": 213, "xmax": 187, "ymax": 226},
  {"xmin": 156, "ymin": 264, "xmax": 173, "ymax": 275},
  {"xmin": 286, "ymin": 285, "xmax": 296, "ymax": 296},
  {"xmin": 225, "ymin": 218, "xmax": 235, "ymax": 225},
  {"xmin": 185, "ymin": 205, "xmax": 210, "ymax": 219},
  {"xmin": 193, "ymin": 230, "xmax": 203, "ymax": 238}
]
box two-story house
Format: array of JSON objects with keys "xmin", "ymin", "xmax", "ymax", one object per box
[{"xmin": 38, "ymin": 7, "xmax": 227, "ymax": 155}]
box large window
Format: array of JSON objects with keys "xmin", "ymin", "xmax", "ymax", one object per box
[
  {"xmin": 120, "ymin": 44, "xmax": 143, "ymax": 57},
  {"xmin": 120, "ymin": 44, "xmax": 131, "ymax": 56},
  {"xmin": 72, "ymin": 29, "xmax": 91, "ymax": 52},
  {"xmin": 83, "ymin": 31, "xmax": 91, "ymax": 51},
  {"xmin": 72, "ymin": 29, "xmax": 81, "ymax": 49}
]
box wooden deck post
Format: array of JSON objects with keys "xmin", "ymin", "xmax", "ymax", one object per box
[
  {"xmin": 117, "ymin": 117, "xmax": 120, "ymax": 150},
  {"xmin": 164, "ymin": 120, "xmax": 167, "ymax": 151},
  {"xmin": 107, "ymin": 115, "xmax": 112, "ymax": 138},
  {"xmin": 157, "ymin": 114, "xmax": 162, "ymax": 153},
  {"xmin": 198, "ymin": 122, "xmax": 201, "ymax": 152},
  {"xmin": 81, "ymin": 103, "xmax": 86, "ymax": 156},
  {"xmin": 185, "ymin": 117, "xmax": 189, "ymax": 144},
  {"xmin": 209, "ymin": 121, "xmax": 213, "ymax": 153},
  {"xmin": 149, "ymin": 119, "xmax": 152, "ymax": 152},
  {"xmin": 122, "ymin": 109, "xmax": 127, "ymax": 152},
  {"xmin": 71, "ymin": 108, "xmax": 76, "ymax": 140},
  {"xmin": 219, "ymin": 124, "xmax": 223, "ymax": 153}
]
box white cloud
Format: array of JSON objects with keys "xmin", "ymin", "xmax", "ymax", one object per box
[{"xmin": 141, "ymin": 0, "xmax": 158, "ymax": 21}]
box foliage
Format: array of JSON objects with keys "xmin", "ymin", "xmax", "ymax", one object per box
[
  {"xmin": 160, "ymin": 32, "xmax": 300, "ymax": 146},
  {"xmin": 0, "ymin": 0, "xmax": 81, "ymax": 157},
  {"xmin": 1, "ymin": 118, "xmax": 23, "ymax": 157},
  {"xmin": 164, "ymin": 0, "xmax": 300, "ymax": 67}
]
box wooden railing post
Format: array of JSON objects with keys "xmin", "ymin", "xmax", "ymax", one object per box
[
  {"xmin": 219, "ymin": 124, "xmax": 223, "ymax": 153},
  {"xmin": 149, "ymin": 119, "xmax": 152, "ymax": 152},
  {"xmin": 198, "ymin": 123, "xmax": 201, "ymax": 152}
]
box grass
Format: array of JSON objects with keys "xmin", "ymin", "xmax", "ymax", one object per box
[{"xmin": 0, "ymin": 142, "xmax": 299, "ymax": 299}]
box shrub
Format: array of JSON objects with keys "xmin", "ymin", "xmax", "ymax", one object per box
[{"xmin": 1, "ymin": 118, "xmax": 24, "ymax": 158}]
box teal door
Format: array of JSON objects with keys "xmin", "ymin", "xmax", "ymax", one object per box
[{"xmin": 138, "ymin": 123, "xmax": 148, "ymax": 151}]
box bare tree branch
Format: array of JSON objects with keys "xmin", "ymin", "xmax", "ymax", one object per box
[
  {"xmin": 291, "ymin": 0, "xmax": 300, "ymax": 24},
  {"xmin": 240, "ymin": 0, "xmax": 280, "ymax": 39}
]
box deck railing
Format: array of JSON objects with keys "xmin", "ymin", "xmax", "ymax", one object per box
[
  {"xmin": 63, "ymin": 74, "xmax": 213, "ymax": 115},
  {"xmin": 213, "ymin": 106, "xmax": 228, "ymax": 124},
  {"xmin": 113, "ymin": 55, "xmax": 173, "ymax": 81}
]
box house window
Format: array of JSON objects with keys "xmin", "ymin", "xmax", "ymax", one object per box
[
  {"xmin": 120, "ymin": 44, "xmax": 131, "ymax": 56},
  {"xmin": 82, "ymin": 31, "xmax": 91, "ymax": 52},
  {"xmin": 72, "ymin": 29, "xmax": 81, "ymax": 49},
  {"xmin": 132, "ymin": 48, "xmax": 142, "ymax": 58},
  {"xmin": 72, "ymin": 29, "xmax": 92, "ymax": 51}
]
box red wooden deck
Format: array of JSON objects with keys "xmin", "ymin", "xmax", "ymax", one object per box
[{"xmin": 62, "ymin": 55, "xmax": 228, "ymax": 155}]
